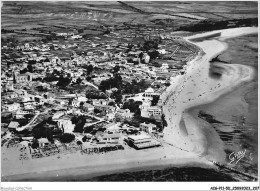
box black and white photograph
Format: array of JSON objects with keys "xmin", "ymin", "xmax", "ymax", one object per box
[{"xmin": 1, "ymin": 0, "xmax": 259, "ymax": 190}]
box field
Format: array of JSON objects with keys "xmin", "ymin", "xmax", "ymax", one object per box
[{"xmin": 1, "ymin": 1, "xmax": 258, "ymax": 42}]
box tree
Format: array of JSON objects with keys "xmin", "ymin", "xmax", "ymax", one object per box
[
  {"xmin": 31, "ymin": 139, "xmax": 39, "ymax": 149},
  {"xmin": 60, "ymin": 133, "xmax": 75, "ymax": 143},
  {"xmin": 86, "ymin": 76, "xmax": 92, "ymax": 81},
  {"xmin": 108, "ymin": 101, "xmax": 115, "ymax": 106},
  {"xmin": 76, "ymin": 77, "xmax": 82, "ymax": 84},
  {"xmin": 32, "ymin": 122, "xmax": 54, "ymax": 141},
  {"xmin": 77, "ymin": 140, "xmax": 82, "ymax": 145},
  {"xmin": 161, "ymin": 114, "xmax": 167, "ymax": 130},
  {"xmin": 151, "ymin": 95, "xmax": 160, "ymax": 106},
  {"xmin": 113, "ymin": 65, "xmax": 120, "ymax": 73},
  {"xmin": 82, "ymin": 136, "xmax": 87, "ymax": 142},
  {"xmin": 165, "ymin": 82, "xmax": 171, "ymax": 87},
  {"xmin": 28, "ymin": 60, "xmax": 36, "ymax": 65},
  {"xmin": 114, "ymin": 91, "xmax": 122, "ymax": 104},
  {"xmin": 78, "ymin": 29, "xmax": 84, "ymax": 33},
  {"xmin": 84, "ymin": 125, "xmax": 95, "ymax": 134},
  {"xmin": 87, "ymin": 65, "xmax": 94, "ymax": 75},
  {"xmin": 71, "ymin": 116, "xmax": 78, "ymax": 124},
  {"xmin": 148, "ymin": 50, "xmax": 160, "ymax": 60},
  {"xmin": 104, "ymin": 28, "xmax": 110, "ymax": 34},
  {"xmin": 94, "ymin": 108, "xmax": 102, "ymax": 113},
  {"xmin": 57, "ymin": 75, "xmax": 71, "ymax": 87}
]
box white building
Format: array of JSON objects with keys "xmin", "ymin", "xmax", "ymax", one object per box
[
  {"xmin": 161, "ymin": 63, "xmax": 169, "ymax": 69},
  {"xmin": 3, "ymin": 103, "xmax": 21, "ymax": 112},
  {"xmin": 140, "ymin": 105, "xmax": 162, "ymax": 119},
  {"xmin": 57, "ymin": 119, "xmax": 75, "ymax": 133},
  {"xmin": 143, "ymin": 87, "xmax": 160, "ymax": 97},
  {"xmin": 140, "ymin": 122, "xmax": 157, "ymax": 134}
]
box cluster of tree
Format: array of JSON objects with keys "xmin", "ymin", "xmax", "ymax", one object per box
[
  {"xmin": 84, "ymin": 125, "xmax": 95, "ymax": 134},
  {"xmin": 113, "ymin": 65, "xmax": 120, "ymax": 73},
  {"xmin": 31, "ymin": 139, "xmax": 39, "ymax": 149},
  {"xmin": 32, "ymin": 119, "xmax": 61, "ymax": 142},
  {"xmin": 122, "ymin": 99, "xmax": 142, "ymax": 116},
  {"xmin": 150, "ymin": 61, "xmax": 161, "ymax": 68},
  {"xmin": 123, "ymin": 79, "xmax": 150, "ymax": 94},
  {"xmin": 110, "ymin": 90, "xmax": 122, "ymax": 104},
  {"xmin": 125, "ymin": 116, "xmax": 164, "ymax": 132},
  {"xmin": 20, "ymin": 64, "xmax": 33, "ymax": 74},
  {"xmin": 104, "ymin": 28, "xmax": 111, "ymax": 35},
  {"xmin": 1, "ymin": 29, "xmax": 15, "ymax": 33},
  {"xmin": 165, "ymin": 82, "xmax": 171, "ymax": 87},
  {"xmin": 151, "ymin": 95, "xmax": 160, "ymax": 106},
  {"xmin": 86, "ymin": 65, "xmax": 94, "ymax": 75},
  {"xmin": 43, "ymin": 74, "xmax": 60, "ymax": 82},
  {"xmin": 86, "ymin": 89, "xmax": 107, "ymax": 99},
  {"xmin": 56, "ymin": 75, "xmax": 72, "ymax": 87},
  {"xmin": 59, "ymin": 133, "xmax": 75, "ymax": 143},
  {"xmin": 99, "ymin": 74, "xmax": 122, "ymax": 92},
  {"xmin": 82, "ymin": 135, "xmax": 90, "ymax": 142},
  {"xmin": 148, "ymin": 50, "xmax": 160, "ymax": 60},
  {"xmin": 141, "ymin": 39, "xmax": 160, "ymax": 51},
  {"xmin": 72, "ymin": 115, "xmax": 86, "ymax": 133},
  {"xmin": 42, "ymin": 34, "xmax": 57, "ymax": 43},
  {"xmin": 178, "ymin": 18, "xmax": 258, "ymax": 33}
]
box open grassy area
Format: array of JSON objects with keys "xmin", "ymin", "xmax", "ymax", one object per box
[{"xmin": 1, "ymin": 1, "xmax": 257, "ymax": 42}]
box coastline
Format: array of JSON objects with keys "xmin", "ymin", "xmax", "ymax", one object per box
[
  {"xmin": 2, "ymin": 27, "xmax": 258, "ymax": 181},
  {"xmin": 186, "ymin": 33, "xmax": 258, "ymax": 178},
  {"xmin": 161, "ymin": 27, "xmax": 257, "ymax": 161}
]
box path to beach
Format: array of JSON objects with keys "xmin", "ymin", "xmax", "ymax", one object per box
[{"xmin": 162, "ymin": 27, "xmax": 258, "ymax": 162}]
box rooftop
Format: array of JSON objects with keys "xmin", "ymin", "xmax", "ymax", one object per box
[{"xmin": 128, "ymin": 133, "xmax": 151, "ymax": 141}]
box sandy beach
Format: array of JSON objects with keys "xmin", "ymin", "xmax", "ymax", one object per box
[
  {"xmin": 2, "ymin": 27, "xmax": 258, "ymax": 181},
  {"xmin": 161, "ymin": 27, "xmax": 257, "ymax": 161}
]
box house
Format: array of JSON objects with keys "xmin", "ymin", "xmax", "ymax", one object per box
[
  {"xmin": 8, "ymin": 121, "xmax": 19, "ymax": 130},
  {"xmin": 143, "ymin": 87, "xmax": 160, "ymax": 98},
  {"xmin": 57, "ymin": 119, "xmax": 75, "ymax": 133},
  {"xmin": 38, "ymin": 138, "xmax": 50, "ymax": 147},
  {"xmin": 71, "ymin": 99, "xmax": 81, "ymax": 108},
  {"xmin": 15, "ymin": 110, "xmax": 31, "ymax": 119},
  {"xmin": 3, "ymin": 103, "xmax": 21, "ymax": 112},
  {"xmin": 43, "ymin": 93, "xmax": 55, "ymax": 100},
  {"xmin": 14, "ymin": 73, "xmax": 32, "ymax": 83},
  {"xmin": 97, "ymin": 133, "xmax": 121, "ymax": 144},
  {"xmin": 94, "ymin": 104, "xmax": 115, "ymax": 114},
  {"xmin": 23, "ymin": 101, "xmax": 36, "ymax": 110},
  {"xmin": 105, "ymin": 88, "xmax": 118, "ymax": 97},
  {"xmin": 106, "ymin": 113, "xmax": 115, "ymax": 121},
  {"xmin": 115, "ymin": 109, "xmax": 134, "ymax": 121},
  {"xmin": 140, "ymin": 122, "xmax": 157, "ymax": 134},
  {"xmin": 3, "ymin": 92, "xmax": 18, "ymax": 99},
  {"xmin": 104, "ymin": 123, "xmax": 120, "ymax": 132},
  {"xmin": 77, "ymin": 95, "xmax": 88, "ymax": 102},
  {"xmin": 92, "ymin": 99, "xmax": 107, "ymax": 106},
  {"xmin": 127, "ymin": 133, "xmax": 161, "ymax": 150},
  {"xmin": 14, "ymin": 89, "xmax": 27, "ymax": 97},
  {"xmin": 52, "ymin": 111, "xmax": 65, "ymax": 120},
  {"xmin": 140, "ymin": 105, "xmax": 162, "ymax": 119},
  {"xmin": 161, "ymin": 63, "xmax": 169, "ymax": 69},
  {"xmin": 82, "ymin": 103, "xmax": 95, "ymax": 112}
]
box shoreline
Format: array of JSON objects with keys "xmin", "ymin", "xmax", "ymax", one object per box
[
  {"xmin": 161, "ymin": 27, "xmax": 257, "ymax": 160},
  {"xmin": 2, "ymin": 144, "xmax": 213, "ymax": 181},
  {"xmin": 2, "ymin": 27, "xmax": 258, "ymax": 181}
]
